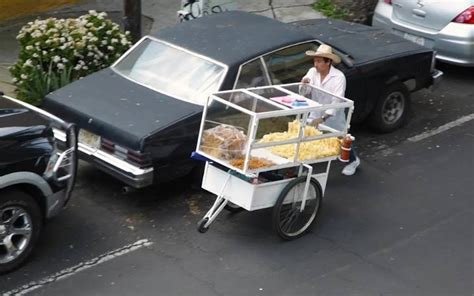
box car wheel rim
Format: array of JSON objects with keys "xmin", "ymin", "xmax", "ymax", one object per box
[
  {"xmin": 382, "ymin": 91, "xmax": 405, "ymax": 125},
  {"xmin": 0, "ymin": 206, "xmax": 33, "ymax": 264}
]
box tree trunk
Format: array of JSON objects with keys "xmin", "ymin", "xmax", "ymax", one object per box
[
  {"xmin": 334, "ymin": 0, "xmax": 379, "ymax": 24},
  {"xmin": 123, "ymin": 0, "xmax": 141, "ymax": 43}
]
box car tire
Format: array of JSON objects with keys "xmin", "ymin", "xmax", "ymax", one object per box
[
  {"xmin": 224, "ymin": 202, "xmax": 243, "ymax": 213},
  {"xmin": 0, "ymin": 189, "xmax": 42, "ymax": 274},
  {"xmin": 369, "ymin": 83, "xmax": 411, "ymax": 133}
]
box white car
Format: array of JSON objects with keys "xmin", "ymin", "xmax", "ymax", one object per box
[{"xmin": 372, "ymin": 0, "xmax": 474, "ymax": 66}]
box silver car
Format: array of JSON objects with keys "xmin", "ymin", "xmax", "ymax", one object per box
[{"xmin": 372, "ymin": 0, "xmax": 474, "ymax": 66}]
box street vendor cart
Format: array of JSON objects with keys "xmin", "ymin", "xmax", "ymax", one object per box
[{"xmin": 194, "ymin": 83, "xmax": 354, "ymax": 240}]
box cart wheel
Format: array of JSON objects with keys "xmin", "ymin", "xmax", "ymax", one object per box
[
  {"xmin": 197, "ymin": 217, "xmax": 210, "ymax": 233},
  {"xmin": 272, "ymin": 176, "xmax": 322, "ymax": 240},
  {"xmin": 224, "ymin": 202, "xmax": 243, "ymax": 213}
]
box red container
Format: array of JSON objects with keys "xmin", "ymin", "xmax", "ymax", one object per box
[{"xmin": 339, "ymin": 134, "xmax": 355, "ymax": 162}]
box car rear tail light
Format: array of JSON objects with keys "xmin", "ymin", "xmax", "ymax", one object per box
[
  {"xmin": 101, "ymin": 138, "xmax": 115, "ymax": 152},
  {"xmin": 127, "ymin": 150, "xmax": 152, "ymax": 167},
  {"xmin": 100, "ymin": 138, "xmax": 151, "ymax": 167},
  {"xmin": 383, "ymin": 0, "xmax": 392, "ymax": 5},
  {"xmin": 453, "ymin": 6, "xmax": 474, "ymax": 24}
]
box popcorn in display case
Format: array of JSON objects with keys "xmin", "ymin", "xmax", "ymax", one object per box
[{"xmin": 196, "ymin": 83, "xmax": 354, "ymax": 175}]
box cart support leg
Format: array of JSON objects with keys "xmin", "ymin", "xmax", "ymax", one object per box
[
  {"xmin": 200, "ymin": 172, "xmax": 232, "ymax": 230},
  {"xmin": 300, "ymin": 164, "xmax": 313, "ymax": 212}
]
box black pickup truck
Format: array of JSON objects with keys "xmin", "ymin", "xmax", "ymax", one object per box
[
  {"xmin": 43, "ymin": 11, "xmax": 442, "ymax": 189},
  {"xmin": 0, "ymin": 93, "xmax": 77, "ymax": 274}
]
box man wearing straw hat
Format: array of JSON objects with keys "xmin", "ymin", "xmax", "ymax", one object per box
[{"xmin": 301, "ymin": 44, "xmax": 360, "ymax": 176}]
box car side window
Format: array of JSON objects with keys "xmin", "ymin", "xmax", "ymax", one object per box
[
  {"xmin": 263, "ymin": 42, "xmax": 318, "ymax": 84},
  {"xmin": 235, "ymin": 58, "xmax": 269, "ymax": 89}
]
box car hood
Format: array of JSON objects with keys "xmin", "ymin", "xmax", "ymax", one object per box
[{"xmin": 44, "ymin": 68, "xmax": 203, "ymax": 151}]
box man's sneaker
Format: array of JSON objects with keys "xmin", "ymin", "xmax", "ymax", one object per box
[{"xmin": 342, "ymin": 157, "xmax": 360, "ymax": 176}]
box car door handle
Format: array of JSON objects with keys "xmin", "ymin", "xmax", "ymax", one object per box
[{"xmin": 412, "ymin": 9, "xmax": 426, "ymax": 17}]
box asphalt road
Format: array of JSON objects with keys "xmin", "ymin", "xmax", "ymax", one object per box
[{"xmin": 1, "ymin": 63, "xmax": 473, "ymax": 295}]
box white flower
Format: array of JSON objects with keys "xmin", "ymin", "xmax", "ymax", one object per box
[
  {"xmin": 24, "ymin": 59, "xmax": 33, "ymax": 67},
  {"xmin": 25, "ymin": 45, "xmax": 34, "ymax": 51},
  {"xmin": 74, "ymin": 64, "xmax": 82, "ymax": 70},
  {"xmin": 35, "ymin": 42, "xmax": 40, "ymax": 46},
  {"xmin": 21, "ymin": 74, "xmax": 28, "ymax": 80},
  {"xmin": 12, "ymin": 77, "xmax": 18, "ymax": 83},
  {"xmin": 42, "ymin": 50, "xmax": 47, "ymax": 55},
  {"xmin": 120, "ymin": 38, "xmax": 128, "ymax": 45},
  {"xmin": 88, "ymin": 10, "xmax": 98, "ymax": 16},
  {"xmin": 106, "ymin": 30, "xmax": 112, "ymax": 35},
  {"xmin": 99, "ymin": 12, "xmax": 107, "ymax": 18},
  {"xmin": 31, "ymin": 30, "xmax": 42, "ymax": 38},
  {"xmin": 59, "ymin": 37, "xmax": 66, "ymax": 43},
  {"xmin": 101, "ymin": 40, "xmax": 107, "ymax": 45},
  {"xmin": 107, "ymin": 46, "xmax": 114, "ymax": 51},
  {"xmin": 32, "ymin": 53, "xmax": 39, "ymax": 58},
  {"xmin": 53, "ymin": 56, "xmax": 61, "ymax": 63},
  {"xmin": 111, "ymin": 38, "xmax": 118, "ymax": 44},
  {"xmin": 62, "ymin": 57, "xmax": 68, "ymax": 63},
  {"xmin": 82, "ymin": 65, "xmax": 88, "ymax": 70},
  {"xmin": 57, "ymin": 63, "xmax": 65, "ymax": 70}
]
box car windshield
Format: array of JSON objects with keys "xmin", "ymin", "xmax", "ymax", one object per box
[{"xmin": 113, "ymin": 38, "xmax": 226, "ymax": 105}]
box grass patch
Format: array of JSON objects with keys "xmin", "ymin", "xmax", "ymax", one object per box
[{"xmin": 313, "ymin": 0, "xmax": 349, "ymax": 20}]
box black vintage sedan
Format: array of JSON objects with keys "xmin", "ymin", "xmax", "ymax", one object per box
[{"xmin": 43, "ymin": 11, "xmax": 442, "ymax": 189}]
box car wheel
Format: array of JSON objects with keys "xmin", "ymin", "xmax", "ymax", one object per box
[
  {"xmin": 369, "ymin": 83, "xmax": 411, "ymax": 133},
  {"xmin": 224, "ymin": 202, "xmax": 243, "ymax": 213},
  {"xmin": 0, "ymin": 190, "xmax": 42, "ymax": 274}
]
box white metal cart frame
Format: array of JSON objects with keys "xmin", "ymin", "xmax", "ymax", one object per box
[{"xmin": 195, "ymin": 83, "xmax": 354, "ymax": 240}]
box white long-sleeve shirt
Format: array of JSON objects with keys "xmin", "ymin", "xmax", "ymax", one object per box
[{"xmin": 302, "ymin": 65, "xmax": 347, "ymax": 130}]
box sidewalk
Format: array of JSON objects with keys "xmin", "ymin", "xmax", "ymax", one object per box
[{"xmin": 0, "ymin": 0, "xmax": 324, "ymax": 98}]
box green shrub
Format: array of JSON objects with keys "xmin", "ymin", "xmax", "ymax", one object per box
[
  {"xmin": 10, "ymin": 10, "xmax": 132, "ymax": 105},
  {"xmin": 313, "ymin": 0, "xmax": 349, "ymax": 20}
]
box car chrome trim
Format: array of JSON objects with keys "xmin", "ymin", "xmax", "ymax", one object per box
[
  {"xmin": 52, "ymin": 128, "xmax": 153, "ymax": 177},
  {"xmin": 1, "ymin": 94, "xmax": 68, "ymax": 129},
  {"xmin": 111, "ymin": 36, "xmax": 228, "ymax": 106},
  {"xmin": 260, "ymin": 56, "xmax": 272, "ymax": 86}
]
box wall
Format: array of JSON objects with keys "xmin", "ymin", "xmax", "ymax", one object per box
[{"xmin": 0, "ymin": 0, "xmax": 79, "ymax": 21}]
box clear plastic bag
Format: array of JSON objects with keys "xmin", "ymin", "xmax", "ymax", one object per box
[{"xmin": 201, "ymin": 124, "xmax": 247, "ymax": 160}]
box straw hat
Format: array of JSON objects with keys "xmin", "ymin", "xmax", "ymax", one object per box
[{"xmin": 305, "ymin": 44, "xmax": 341, "ymax": 64}]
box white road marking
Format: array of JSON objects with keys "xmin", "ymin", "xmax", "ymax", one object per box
[
  {"xmin": 3, "ymin": 239, "xmax": 153, "ymax": 296},
  {"xmin": 407, "ymin": 114, "xmax": 474, "ymax": 142}
]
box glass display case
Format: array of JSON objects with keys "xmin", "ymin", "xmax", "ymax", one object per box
[{"xmin": 196, "ymin": 83, "xmax": 354, "ymax": 175}]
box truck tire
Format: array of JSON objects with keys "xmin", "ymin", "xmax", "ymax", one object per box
[
  {"xmin": 0, "ymin": 189, "xmax": 42, "ymax": 274},
  {"xmin": 369, "ymin": 83, "xmax": 411, "ymax": 133}
]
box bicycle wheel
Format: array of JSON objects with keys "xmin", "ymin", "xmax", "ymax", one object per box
[{"xmin": 272, "ymin": 176, "xmax": 322, "ymax": 240}]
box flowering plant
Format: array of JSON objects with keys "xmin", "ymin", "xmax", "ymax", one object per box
[{"xmin": 10, "ymin": 10, "xmax": 132, "ymax": 105}]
